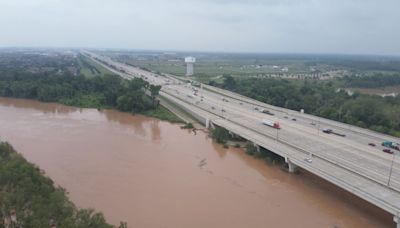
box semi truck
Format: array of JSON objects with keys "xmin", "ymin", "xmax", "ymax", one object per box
[
  {"xmin": 382, "ymin": 141, "xmax": 400, "ymax": 151},
  {"xmin": 262, "ymin": 120, "xmax": 281, "ymax": 129}
]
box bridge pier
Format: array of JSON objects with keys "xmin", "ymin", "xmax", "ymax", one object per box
[
  {"xmin": 285, "ymin": 158, "xmax": 298, "ymax": 173},
  {"xmin": 206, "ymin": 117, "xmax": 215, "ymax": 129},
  {"xmin": 394, "ymin": 215, "xmax": 400, "ymax": 228},
  {"xmin": 252, "ymin": 142, "xmax": 260, "ymax": 153}
]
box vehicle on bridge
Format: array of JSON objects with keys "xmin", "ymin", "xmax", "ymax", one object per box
[
  {"xmin": 322, "ymin": 128, "xmax": 346, "ymax": 137},
  {"xmin": 383, "ymin": 148, "xmax": 394, "ymax": 154},
  {"xmin": 261, "ymin": 109, "xmax": 274, "ymax": 115},
  {"xmin": 262, "ymin": 119, "xmax": 281, "ymax": 129},
  {"xmin": 382, "ymin": 141, "xmax": 400, "ymax": 151}
]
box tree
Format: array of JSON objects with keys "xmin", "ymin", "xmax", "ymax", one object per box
[
  {"xmin": 222, "ymin": 74, "xmax": 236, "ymax": 90},
  {"xmin": 148, "ymin": 84, "xmax": 161, "ymax": 107}
]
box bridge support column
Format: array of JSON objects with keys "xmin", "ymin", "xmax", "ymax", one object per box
[
  {"xmin": 394, "ymin": 215, "xmax": 400, "ymax": 228},
  {"xmin": 286, "ymin": 159, "xmax": 298, "ymax": 173},
  {"xmin": 252, "ymin": 142, "xmax": 260, "ymax": 152},
  {"xmin": 206, "ymin": 118, "xmax": 210, "ymax": 129}
]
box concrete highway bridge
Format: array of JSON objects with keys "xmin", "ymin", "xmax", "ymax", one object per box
[{"xmin": 84, "ymin": 51, "xmax": 400, "ymax": 227}]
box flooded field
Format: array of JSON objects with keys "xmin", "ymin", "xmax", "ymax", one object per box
[{"xmin": 0, "ymin": 97, "xmax": 392, "ymax": 228}]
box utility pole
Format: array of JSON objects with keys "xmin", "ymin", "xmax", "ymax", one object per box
[
  {"xmin": 387, "ymin": 152, "xmax": 396, "ymax": 186},
  {"xmin": 276, "ymin": 128, "xmax": 279, "ymax": 141}
]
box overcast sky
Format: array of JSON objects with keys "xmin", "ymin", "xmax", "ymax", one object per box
[{"xmin": 0, "ymin": 0, "xmax": 399, "ymax": 55}]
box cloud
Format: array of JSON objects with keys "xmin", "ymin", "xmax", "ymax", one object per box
[{"xmin": 0, "ymin": 0, "xmax": 399, "ymax": 55}]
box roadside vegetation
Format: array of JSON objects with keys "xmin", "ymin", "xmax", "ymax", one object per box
[
  {"xmin": 211, "ymin": 75, "xmax": 400, "ymax": 137},
  {"xmin": 143, "ymin": 106, "xmax": 183, "ymax": 123},
  {"xmin": 0, "ymin": 141, "xmax": 127, "ymax": 228}
]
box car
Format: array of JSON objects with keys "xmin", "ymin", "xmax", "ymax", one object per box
[
  {"xmin": 211, "ymin": 106, "xmax": 215, "ymax": 110},
  {"xmin": 322, "ymin": 128, "xmax": 333, "ymax": 134},
  {"xmin": 310, "ymin": 122, "xmax": 316, "ymax": 126},
  {"xmin": 368, "ymin": 143, "xmax": 376, "ymax": 147},
  {"xmin": 261, "ymin": 110, "xmax": 274, "ymax": 115},
  {"xmin": 292, "ymin": 118, "xmax": 296, "ymax": 121},
  {"xmin": 239, "ymin": 102, "xmax": 243, "ymax": 105},
  {"xmin": 383, "ymin": 149, "xmax": 394, "ymax": 154},
  {"xmin": 304, "ymin": 158, "xmax": 313, "ymax": 163},
  {"xmin": 254, "ymin": 107, "xmax": 259, "ymax": 111},
  {"xmin": 284, "ymin": 116, "xmax": 288, "ymax": 119},
  {"xmin": 221, "ymin": 109, "xmax": 226, "ymax": 112}
]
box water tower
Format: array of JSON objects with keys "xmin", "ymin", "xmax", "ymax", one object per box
[{"xmin": 185, "ymin": 56, "xmax": 195, "ymax": 76}]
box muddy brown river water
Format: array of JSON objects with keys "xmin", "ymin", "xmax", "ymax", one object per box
[{"xmin": 0, "ymin": 97, "xmax": 393, "ymax": 228}]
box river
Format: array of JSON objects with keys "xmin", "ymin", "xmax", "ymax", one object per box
[{"xmin": 0, "ymin": 97, "xmax": 392, "ymax": 228}]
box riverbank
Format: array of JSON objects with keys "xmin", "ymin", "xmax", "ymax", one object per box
[{"xmin": 0, "ymin": 141, "xmax": 120, "ymax": 228}]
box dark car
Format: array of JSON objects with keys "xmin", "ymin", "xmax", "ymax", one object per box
[
  {"xmin": 322, "ymin": 129, "xmax": 333, "ymax": 134},
  {"xmin": 292, "ymin": 118, "xmax": 296, "ymax": 121},
  {"xmin": 262, "ymin": 110, "xmax": 274, "ymax": 116},
  {"xmin": 383, "ymin": 149, "xmax": 394, "ymax": 154},
  {"xmin": 254, "ymin": 107, "xmax": 259, "ymax": 111},
  {"xmin": 368, "ymin": 143, "xmax": 376, "ymax": 147}
]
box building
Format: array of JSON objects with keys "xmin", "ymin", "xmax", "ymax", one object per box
[{"xmin": 185, "ymin": 57, "xmax": 195, "ymax": 76}]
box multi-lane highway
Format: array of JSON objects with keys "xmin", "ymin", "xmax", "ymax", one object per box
[{"xmin": 83, "ymin": 51, "xmax": 400, "ymax": 227}]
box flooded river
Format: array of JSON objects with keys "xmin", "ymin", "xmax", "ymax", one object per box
[{"xmin": 0, "ymin": 97, "xmax": 392, "ymax": 228}]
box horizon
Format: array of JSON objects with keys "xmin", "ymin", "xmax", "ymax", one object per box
[{"xmin": 2, "ymin": 46, "xmax": 400, "ymax": 59}]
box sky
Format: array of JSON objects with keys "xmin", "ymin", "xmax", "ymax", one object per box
[{"xmin": 0, "ymin": 0, "xmax": 399, "ymax": 55}]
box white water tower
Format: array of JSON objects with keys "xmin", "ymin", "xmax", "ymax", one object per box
[{"xmin": 185, "ymin": 56, "xmax": 195, "ymax": 76}]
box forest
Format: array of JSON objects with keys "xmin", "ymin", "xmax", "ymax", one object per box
[
  {"xmin": 342, "ymin": 73, "xmax": 400, "ymax": 88},
  {"xmin": 0, "ymin": 141, "xmax": 127, "ymax": 227},
  {"xmin": 0, "ymin": 71, "xmax": 161, "ymax": 114},
  {"xmin": 213, "ymin": 75, "xmax": 400, "ymax": 137}
]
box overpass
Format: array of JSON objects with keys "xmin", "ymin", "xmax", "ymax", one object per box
[{"xmin": 84, "ymin": 51, "xmax": 400, "ymax": 227}]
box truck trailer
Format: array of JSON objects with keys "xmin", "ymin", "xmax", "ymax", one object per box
[{"xmin": 262, "ymin": 120, "xmax": 281, "ymax": 129}]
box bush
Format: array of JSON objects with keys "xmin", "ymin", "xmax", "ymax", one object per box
[{"xmin": 211, "ymin": 127, "xmax": 230, "ymax": 144}]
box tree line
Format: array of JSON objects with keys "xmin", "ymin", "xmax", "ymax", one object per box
[
  {"xmin": 0, "ymin": 141, "xmax": 128, "ymax": 227},
  {"xmin": 213, "ymin": 75, "xmax": 400, "ymax": 137},
  {"xmin": 342, "ymin": 73, "xmax": 400, "ymax": 88},
  {"xmin": 0, "ymin": 71, "xmax": 161, "ymax": 114}
]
